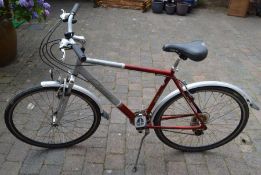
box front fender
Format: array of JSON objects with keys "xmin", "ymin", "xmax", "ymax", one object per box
[
  {"xmin": 152, "ymin": 81, "xmax": 260, "ymax": 122},
  {"xmin": 40, "ymin": 81, "xmax": 109, "ymax": 119}
]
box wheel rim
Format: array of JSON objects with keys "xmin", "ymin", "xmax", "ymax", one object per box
[
  {"xmin": 10, "ymin": 88, "xmax": 96, "ymax": 145},
  {"xmin": 157, "ymin": 88, "xmax": 245, "ymax": 149}
]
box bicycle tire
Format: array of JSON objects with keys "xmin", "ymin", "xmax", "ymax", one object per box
[
  {"xmin": 5, "ymin": 86, "xmax": 101, "ymax": 148},
  {"xmin": 154, "ymin": 86, "xmax": 249, "ymax": 152}
]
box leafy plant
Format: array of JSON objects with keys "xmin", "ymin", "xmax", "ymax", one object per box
[{"xmin": 0, "ymin": 0, "xmax": 50, "ymax": 27}]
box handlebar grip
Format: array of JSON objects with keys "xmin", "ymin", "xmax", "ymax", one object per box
[
  {"xmin": 71, "ymin": 3, "xmax": 80, "ymax": 14},
  {"xmin": 72, "ymin": 45, "xmax": 86, "ymax": 62}
]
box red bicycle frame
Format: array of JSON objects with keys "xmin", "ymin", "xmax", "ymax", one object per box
[{"xmin": 115, "ymin": 63, "xmax": 207, "ymax": 130}]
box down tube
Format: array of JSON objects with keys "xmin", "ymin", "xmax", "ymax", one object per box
[{"xmin": 77, "ymin": 66, "xmax": 135, "ymax": 119}]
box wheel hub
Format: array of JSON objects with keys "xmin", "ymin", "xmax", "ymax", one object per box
[
  {"xmin": 191, "ymin": 112, "xmax": 210, "ymax": 136},
  {"xmin": 198, "ymin": 112, "xmax": 210, "ymax": 123},
  {"xmin": 51, "ymin": 115, "xmax": 59, "ymax": 127}
]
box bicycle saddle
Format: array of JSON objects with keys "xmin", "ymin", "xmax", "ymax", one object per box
[{"xmin": 162, "ymin": 41, "xmax": 208, "ymax": 62}]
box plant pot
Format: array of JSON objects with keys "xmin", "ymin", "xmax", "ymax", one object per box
[
  {"xmin": 176, "ymin": 2, "xmax": 189, "ymax": 16},
  {"xmin": 183, "ymin": 0, "xmax": 194, "ymax": 6},
  {"xmin": 165, "ymin": 3, "xmax": 176, "ymax": 15},
  {"xmin": 184, "ymin": 2, "xmax": 192, "ymax": 13},
  {"xmin": 0, "ymin": 18, "xmax": 17, "ymax": 67},
  {"xmin": 152, "ymin": 0, "xmax": 164, "ymax": 14}
]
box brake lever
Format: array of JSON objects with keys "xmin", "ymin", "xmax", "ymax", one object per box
[
  {"xmin": 61, "ymin": 49, "xmax": 66, "ymax": 61},
  {"xmin": 60, "ymin": 9, "xmax": 70, "ymax": 21},
  {"xmin": 73, "ymin": 35, "xmax": 86, "ymax": 47}
]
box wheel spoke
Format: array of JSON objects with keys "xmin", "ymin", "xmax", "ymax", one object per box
[
  {"xmin": 7, "ymin": 87, "xmax": 99, "ymax": 148},
  {"xmin": 155, "ymin": 87, "xmax": 248, "ymax": 151}
]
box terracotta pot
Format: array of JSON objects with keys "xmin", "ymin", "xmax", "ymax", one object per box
[{"xmin": 0, "ymin": 17, "xmax": 17, "ymax": 67}]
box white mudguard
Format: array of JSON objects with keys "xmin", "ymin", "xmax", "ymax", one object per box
[
  {"xmin": 40, "ymin": 81, "xmax": 109, "ymax": 119},
  {"xmin": 151, "ymin": 81, "xmax": 260, "ymax": 122}
]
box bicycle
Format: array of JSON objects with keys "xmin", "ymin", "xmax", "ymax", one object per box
[{"xmin": 4, "ymin": 3, "xmax": 260, "ymax": 172}]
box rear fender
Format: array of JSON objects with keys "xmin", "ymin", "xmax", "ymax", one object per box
[{"xmin": 151, "ymin": 81, "xmax": 260, "ymax": 123}]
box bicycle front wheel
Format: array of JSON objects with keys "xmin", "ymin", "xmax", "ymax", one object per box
[
  {"xmin": 154, "ymin": 86, "xmax": 249, "ymax": 152},
  {"xmin": 5, "ymin": 86, "xmax": 101, "ymax": 148}
]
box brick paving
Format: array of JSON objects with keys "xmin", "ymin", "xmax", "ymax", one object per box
[{"xmin": 1, "ymin": 1, "xmax": 261, "ymax": 175}]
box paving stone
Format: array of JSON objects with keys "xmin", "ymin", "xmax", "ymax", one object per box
[
  {"xmin": 208, "ymin": 142, "xmax": 243, "ymax": 159},
  {"xmin": 127, "ymin": 97, "xmax": 142, "ymax": 110},
  {"xmin": 248, "ymin": 167, "xmax": 261, "ymax": 175},
  {"xmin": 129, "ymin": 84, "xmax": 142, "ymax": 91},
  {"xmin": 187, "ymin": 164, "xmax": 209, "ymax": 175},
  {"xmin": 164, "ymin": 146, "xmax": 185, "ymax": 162},
  {"xmin": 109, "ymin": 123, "xmax": 126, "ymax": 134},
  {"xmin": 243, "ymin": 152, "xmax": 261, "ymax": 169},
  {"xmin": 144, "ymin": 157, "xmax": 166, "ymax": 175},
  {"xmin": 225, "ymin": 158, "xmax": 251, "ymax": 175},
  {"xmin": 85, "ymin": 137, "xmax": 107, "ymax": 148},
  {"xmin": 6, "ymin": 141, "xmax": 30, "ymax": 162},
  {"xmin": 125, "ymin": 148, "xmax": 145, "ymax": 165},
  {"xmin": 184, "ymin": 152, "xmax": 206, "ymax": 165},
  {"xmin": 128, "ymin": 90, "xmax": 142, "ymax": 97},
  {"xmin": 20, "ymin": 163, "xmax": 43, "ymax": 175},
  {"xmin": 105, "ymin": 154, "xmax": 125, "ymax": 170},
  {"xmin": 82, "ymin": 163, "xmax": 103, "ymax": 175},
  {"xmin": 66, "ymin": 144, "xmax": 87, "ymax": 156},
  {"xmin": 39, "ymin": 164, "xmax": 62, "ymax": 175},
  {"xmin": 0, "ymin": 132, "xmax": 16, "ymax": 144},
  {"xmin": 92, "ymin": 125, "xmax": 109, "ymax": 138},
  {"xmin": 103, "ymin": 169, "xmax": 125, "ymax": 175},
  {"xmin": 253, "ymin": 140, "xmax": 261, "ymax": 152},
  {"xmin": 145, "ymin": 132, "xmax": 162, "ymax": 143},
  {"xmin": 44, "ymin": 149, "xmax": 65, "ymax": 165},
  {"xmin": 0, "ymin": 161, "xmax": 21, "ymax": 175},
  {"xmin": 125, "ymin": 164, "xmax": 145, "ymax": 175},
  {"xmin": 106, "ymin": 133, "xmax": 125, "ymax": 154},
  {"xmin": 167, "ymin": 161, "xmax": 188, "ymax": 175},
  {"xmin": 126, "ymin": 135, "xmax": 143, "ymax": 150},
  {"xmin": 0, "ymin": 77, "xmax": 14, "ymax": 84},
  {"xmin": 116, "ymin": 78, "xmax": 129, "ymax": 86},
  {"xmin": 23, "ymin": 150, "xmax": 46, "ymax": 165},
  {"xmin": 142, "ymin": 88, "xmax": 156, "ymax": 98},
  {"xmin": 63, "ymin": 155, "xmax": 84, "ymax": 171},
  {"xmin": 0, "ymin": 143, "xmax": 12, "ymax": 155},
  {"xmin": 114, "ymin": 85, "xmax": 128, "ymax": 93},
  {"xmin": 144, "ymin": 142, "xmax": 164, "ymax": 158},
  {"xmin": 61, "ymin": 171, "xmax": 82, "ymax": 175},
  {"xmin": 110, "ymin": 108, "xmax": 127, "ymax": 124},
  {"xmin": 0, "ymin": 154, "xmax": 5, "ymax": 166},
  {"xmin": 85, "ymin": 148, "xmax": 106, "ymax": 163},
  {"xmin": 205, "ymin": 154, "xmax": 230, "ymax": 175}
]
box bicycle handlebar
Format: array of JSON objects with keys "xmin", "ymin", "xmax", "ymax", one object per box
[
  {"xmin": 71, "ymin": 3, "xmax": 80, "ymax": 14},
  {"xmin": 59, "ymin": 3, "xmax": 87, "ymax": 62},
  {"xmin": 68, "ymin": 3, "xmax": 80, "ymax": 33},
  {"xmin": 72, "ymin": 44, "xmax": 86, "ymax": 62}
]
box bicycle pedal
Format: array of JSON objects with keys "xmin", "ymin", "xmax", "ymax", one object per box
[{"xmin": 135, "ymin": 114, "xmax": 146, "ymax": 129}]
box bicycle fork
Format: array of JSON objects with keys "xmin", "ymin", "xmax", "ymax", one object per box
[{"xmin": 53, "ymin": 75, "xmax": 75, "ymax": 125}]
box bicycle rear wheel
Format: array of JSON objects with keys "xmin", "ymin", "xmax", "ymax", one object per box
[
  {"xmin": 5, "ymin": 86, "xmax": 101, "ymax": 148},
  {"xmin": 154, "ymin": 86, "xmax": 249, "ymax": 152}
]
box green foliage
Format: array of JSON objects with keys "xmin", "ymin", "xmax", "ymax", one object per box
[
  {"xmin": 197, "ymin": 0, "xmax": 206, "ymax": 7},
  {"xmin": 0, "ymin": 0, "xmax": 50, "ymax": 27}
]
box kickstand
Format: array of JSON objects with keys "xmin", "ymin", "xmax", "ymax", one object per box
[{"xmin": 132, "ymin": 129, "xmax": 150, "ymax": 173}]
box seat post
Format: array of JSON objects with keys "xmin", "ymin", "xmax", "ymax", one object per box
[{"xmin": 173, "ymin": 58, "xmax": 181, "ymax": 72}]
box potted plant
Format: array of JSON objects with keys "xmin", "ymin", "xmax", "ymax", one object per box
[
  {"xmin": 176, "ymin": 0, "xmax": 189, "ymax": 16},
  {"xmin": 152, "ymin": 0, "xmax": 164, "ymax": 14},
  {"xmin": 165, "ymin": 0, "xmax": 176, "ymax": 15},
  {"xmin": 0, "ymin": 0, "xmax": 50, "ymax": 67}
]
